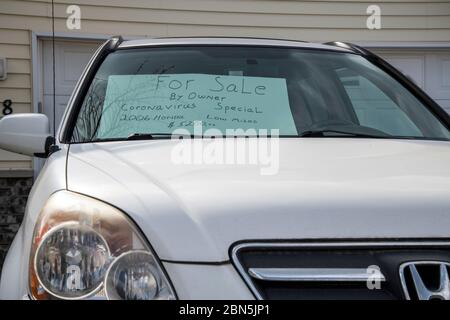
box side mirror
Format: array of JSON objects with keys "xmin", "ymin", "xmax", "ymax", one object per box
[{"xmin": 0, "ymin": 113, "xmax": 52, "ymax": 157}]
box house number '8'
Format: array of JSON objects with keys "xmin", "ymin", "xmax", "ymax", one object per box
[{"xmin": 2, "ymin": 99, "xmax": 12, "ymax": 116}]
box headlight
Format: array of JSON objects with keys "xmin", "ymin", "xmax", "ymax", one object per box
[
  {"xmin": 105, "ymin": 251, "xmax": 167, "ymax": 300},
  {"xmin": 29, "ymin": 191, "xmax": 176, "ymax": 300}
]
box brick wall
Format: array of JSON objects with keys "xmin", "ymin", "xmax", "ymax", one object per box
[{"xmin": 0, "ymin": 173, "xmax": 33, "ymax": 273}]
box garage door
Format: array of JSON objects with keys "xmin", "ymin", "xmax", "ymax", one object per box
[{"xmin": 373, "ymin": 49, "xmax": 450, "ymax": 114}]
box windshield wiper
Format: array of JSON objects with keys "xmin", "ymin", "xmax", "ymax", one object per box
[
  {"xmin": 126, "ymin": 133, "xmax": 204, "ymax": 140},
  {"xmin": 128, "ymin": 130, "xmax": 388, "ymax": 140},
  {"xmin": 299, "ymin": 129, "xmax": 390, "ymax": 139},
  {"xmin": 126, "ymin": 133, "xmax": 174, "ymax": 140}
]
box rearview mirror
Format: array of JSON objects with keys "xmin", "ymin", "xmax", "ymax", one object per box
[{"xmin": 0, "ymin": 113, "xmax": 52, "ymax": 157}]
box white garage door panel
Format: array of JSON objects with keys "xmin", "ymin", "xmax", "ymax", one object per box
[
  {"xmin": 437, "ymin": 100, "xmax": 450, "ymax": 110},
  {"xmin": 426, "ymin": 54, "xmax": 450, "ymax": 100},
  {"xmin": 381, "ymin": 55, "xmax": 425, "ymax": 88},
  {"xmin": 376, "ymin": 50, "xmax": 450, "ymax": 115}
]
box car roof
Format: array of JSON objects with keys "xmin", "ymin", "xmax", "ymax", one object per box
[{"xmin": 118, "ymin": 37, "xmax": 353, "ymax": 53}]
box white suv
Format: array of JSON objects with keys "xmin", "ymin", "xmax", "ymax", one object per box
[{"xmin": 1, "ymin": 37, "xmax": 450, "ymax": 300}]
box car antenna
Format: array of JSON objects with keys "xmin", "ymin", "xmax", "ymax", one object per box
[{"xmin": 48, "ymin": 0, "xmax": 60, "ymax": 155}]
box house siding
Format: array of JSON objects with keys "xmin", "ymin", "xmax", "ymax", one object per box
[{"xmin": 0, "ymin": 24, "xmax": 32, "ymax": 170}]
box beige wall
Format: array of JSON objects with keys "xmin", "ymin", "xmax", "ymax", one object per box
[
  {"xmin": 0, "ymin": 0, "xmax": 450, "ymax": 171},
  {"xmin": 0, "ymin": 26, "xmax": 32, "ymax": 170}
]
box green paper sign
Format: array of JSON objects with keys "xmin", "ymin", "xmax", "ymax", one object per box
[{"xmin": 97, "ymin": 74, "xmax": 298, "ymax": 138}]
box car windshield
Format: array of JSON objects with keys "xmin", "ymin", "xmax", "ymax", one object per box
[{"xmin": 71, "ymin": 46, "xmax": 450, "ymax": 142}]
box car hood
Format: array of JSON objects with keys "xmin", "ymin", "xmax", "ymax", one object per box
[{"xmin": 67, "ymin": 138, "xmax": 450, "ymax": 262}]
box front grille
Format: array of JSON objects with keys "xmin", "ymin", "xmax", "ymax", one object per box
[{"xmin": 231, "ymin": 241, "xmax": 450, "ymax": 300}]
